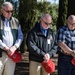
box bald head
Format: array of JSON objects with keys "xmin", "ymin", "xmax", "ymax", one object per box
[
  {"xmin": 68, "ymin": 15, "xmax": 75, "ymax": 22},
  {"xmin": 41, "ymin": 14, "xmax": 52, "ymax": 21}
]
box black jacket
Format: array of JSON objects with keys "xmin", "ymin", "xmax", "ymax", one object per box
[{"xmin": 26, "ymin": 22, "xmax": 57, "ymax": 63}]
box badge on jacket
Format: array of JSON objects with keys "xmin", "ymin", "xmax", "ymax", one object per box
[
  {"xmin": 47, "ymin": 39, "xmax": 51, "ymax": 44},
  {"xmin": 47, "ymin": 36, "xmax": 53, "ymax": 44}
]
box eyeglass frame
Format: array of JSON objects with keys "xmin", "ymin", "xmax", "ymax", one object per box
[
  {"xmin": 42, "ymin": 19, "xmax": 52, "ymax": 26},
  {"xmin": 2, "ymin": 8, "xmax": 13, "ymax": 13}
]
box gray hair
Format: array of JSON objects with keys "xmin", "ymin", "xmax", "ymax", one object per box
[
  {"xmin": 41, "ymin": 14, "xmax": 52, "ymax": 20},
  {"xmin": 1, "ymin": 2, "xmax": 13, "ymax": 9}
]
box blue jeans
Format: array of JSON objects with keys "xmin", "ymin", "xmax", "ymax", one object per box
[{"xmin": 58, "ymin": 53, "xmax": 75, "ymax": 75}]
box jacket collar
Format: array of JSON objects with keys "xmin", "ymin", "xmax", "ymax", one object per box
[
  {"xmin": 1, "ymin": 14, "xmax": 12, "ymax": 21},
  {"xmin": 34, "ymin": 22, "xmax": 52, "ymax": 37}
]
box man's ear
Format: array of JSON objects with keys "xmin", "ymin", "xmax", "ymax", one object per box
[
  {"xmin": 66, "ymin": 20, "xmax": 68, "ymax": 24},
  {"xmin": 40, "ymin": 19, "xmax": 42, "ymax": 22}
]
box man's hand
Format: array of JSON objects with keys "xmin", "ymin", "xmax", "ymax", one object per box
[
  {"xmin": 43, "ymin": 53, "xmax": 50, "ymax": 62},
  {"xmin": 8, "ymin": 46, "xmax": 17, "ymax": 55},
  {"xmin": 3, "ymin": 46, "xmax": 10, "ymax": 52}
]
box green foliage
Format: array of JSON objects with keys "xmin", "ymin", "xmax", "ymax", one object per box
[
  {"xmin": 50, "ymin": 4, "xmax": 58, "ymax": 32},
  {"xmin": 18, "ymin": 0, "xmax": 58, "ymax": 52},
  {"xmin": 19, "ymin": 1, "xmax": 58, "ymax": 32},
  {"xmin": 0, "ymin": 0, "xmax": 3, "ymax": 14}
]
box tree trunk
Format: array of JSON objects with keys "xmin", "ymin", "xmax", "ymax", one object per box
[
  {"xmin": 56, "ymin": 0, "xmax": 68, "ymax": 30},
  {"xmin": 67, "ymin": 0, "xmax": 75, "ymax": 17},
  {"xmin": 18, "ymin": 0, "xmax": 37, "ymax": 53},
  {"xmin": 0, "ymin": 0, "xmax": 3, "ymax": 13}
]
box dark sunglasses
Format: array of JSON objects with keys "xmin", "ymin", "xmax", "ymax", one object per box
[
  {"xmin": 3, "ymin": 8, "xmax": 13, "ymax": 13},
  {"xmin": 42, "ymin": 19, "xmax": 52, "ymax": 25}
]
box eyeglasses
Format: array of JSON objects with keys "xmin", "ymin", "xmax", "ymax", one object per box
[
  {"xmin": 42, "ymin": 19, "xmax": 52, "ymax": 25},
  {"xmin": 3, "ymin": 8, "xmax": 13, "ymax": 13},
  {"xmin": 68, "ymin": 20, "xmax": 75, "ymax": 26}
]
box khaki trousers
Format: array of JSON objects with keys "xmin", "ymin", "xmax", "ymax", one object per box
[
  {"xmin": 0, "ymin": 52, "xmax": 16, "ymax": 75},
  {"xmin": 30, "ymin": 61, "xmax": 50, "ymax": 75}
]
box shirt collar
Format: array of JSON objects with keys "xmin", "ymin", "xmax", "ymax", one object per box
[{"xmin": 40, "ymin": 24, "xmax": 48, "ymax": 32}]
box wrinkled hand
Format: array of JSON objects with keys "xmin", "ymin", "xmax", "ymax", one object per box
[
  {"xmin": 3, "ymin": 46, "xmax": 10, "ymax": 52},
  {"xmin": 43, "ymin": 53, "xmax": 50, "ymax": 62},
  {"xmin": 8, "ymin": 46, "xmax": 17, "ymax": 55}
]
